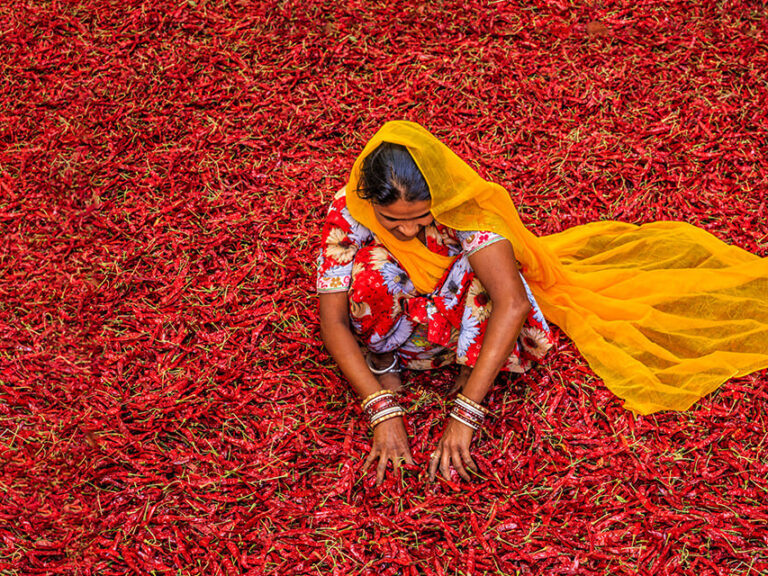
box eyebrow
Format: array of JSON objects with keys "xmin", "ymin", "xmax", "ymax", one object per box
[{"xmin": 379, "ymin": 212, "xmax": 431, "ymax": 222}]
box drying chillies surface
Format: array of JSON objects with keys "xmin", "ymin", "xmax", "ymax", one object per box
[{"xmin": 1, "ymin": 1, "xmax": 766, "ymax": 574}]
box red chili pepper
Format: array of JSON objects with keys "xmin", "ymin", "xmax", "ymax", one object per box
[{"xmin": 465, "ymin": 547, "xmax": 475, "ymax": 576}]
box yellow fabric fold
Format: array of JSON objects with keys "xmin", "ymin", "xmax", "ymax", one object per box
[{"xmin": 345, "ymin": 120, "xmax": 768, "ymax": 414}]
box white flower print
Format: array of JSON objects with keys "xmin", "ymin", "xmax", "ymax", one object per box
[
  {"xmin": 349, "ymin": 298, "xmax": 371, "ymax": 319},
  {"xmin": 351, "ymin": 260, "xmax": 366, "ymax": 280},
  {"xmin": 380, "ymin": 262, "xmax": 414, "ymax": 295},
  {"xmin": 325, "ymin": 227, "xmax": 356, "ymax": 264},
  {"xmin": 457, "ymin": 306, "xmax": 481, "ymax": 359},
  {"xmin": 368, "ymin": 317, "xmax": 414, "ymax": 353},
  {"xmin": 466, "ymin": 277, "xmax": 492, "ymax": 323},
  {"xmin": 348, "ymin": 218, "xmax": 372, "ymax": 246},
  {"xmin": 520, "ymin": 275, "xmax": 549, "ymax": 328},
  {"xmin": 367, "ymin": 246, "xmax": 393, "ymax": 270},
  {"xmin": 519, "ymin": 326, "xmax": 553, "ymax": 359}
]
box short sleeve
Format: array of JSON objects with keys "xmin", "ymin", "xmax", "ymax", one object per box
[
  {"xmin": 455, "ymin": 230, "xmax": 506, "ymax": 257},
  {"xmin": 317, "ymin": 190, "xmax": 373, "ymax": 293}
]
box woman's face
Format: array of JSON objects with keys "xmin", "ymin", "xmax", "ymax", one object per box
[{"xmin": 372, "ymin": 198, "xmax": 433, "ymax": 242}]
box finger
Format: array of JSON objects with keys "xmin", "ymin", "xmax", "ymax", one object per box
[
  {"xmin": 428, "ymin": 450, "xmax": 441, "ymax": 481},
  {"xmin": 363, "ymin": 448, "xmax": 379, "ymax": 471},
  {"xmin": 440, "ymin": 451, "xmax": 452, "ymax": 482},
  {"xmin": 376, "ymin": 453, "xmax": 388, "ymax": 486},
  {"xmin": 462, "ymin": 448, "xmax": 478, "ymax": 473},
  {"xmin": 451, "ymin": 449, "xmax": 471, "ymax": 482},
  {"xmin": 404, "ymin": 450, "xmax": 415, "ymax": 466},
  {"xmin": 393, "ymin": 455, "xmax": 402, "ymax": 475}
]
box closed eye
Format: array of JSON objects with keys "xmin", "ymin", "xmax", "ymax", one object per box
[{"xmin": 380, "ymin": 212, "xmax": 431, "ymax": 222}]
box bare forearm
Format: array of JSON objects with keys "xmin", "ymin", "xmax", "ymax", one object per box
[
  {"xmin": 319, "ymin": 294, "xmax": 411, "ymax": 486},
  {"xmin": 461, "ymin": 300, "xmax": 530, "ymax": 404},
  {"xmin": 320, "ymin": 319, "xmax": 381, "ymax": 400}
]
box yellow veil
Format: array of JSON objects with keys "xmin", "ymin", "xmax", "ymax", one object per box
[{"xmin": 346, "ymin": 121, "xmax": 768, "ymax": 414}]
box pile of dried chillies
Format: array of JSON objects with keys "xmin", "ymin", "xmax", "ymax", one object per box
[{"xmin": 1, "ymin": 1, "xmax": 766, "ymax": 574}]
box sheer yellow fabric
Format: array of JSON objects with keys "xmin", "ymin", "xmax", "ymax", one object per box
[{"xmin": 346, "ymin": 121, "xmax": 768, "ymax": 414}]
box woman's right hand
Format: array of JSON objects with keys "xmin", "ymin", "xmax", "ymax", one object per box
[{"xmin": 363, "ymin": 416, "xmax": 413, "ymax": 486}]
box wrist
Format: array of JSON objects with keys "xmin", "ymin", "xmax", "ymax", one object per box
[
  {"xmin": 373, "ymin": 414, "xmax": 404, "ymax": 431},
  {"xmin": 449, "ymin": 394, "xmax": 491, "ymax": 432},
  {"xmin": 447, "ymin": 415, "xmax": 477, "ymax": 434},
  {"xmin": 459, "ymin": 390, "xmax": 485, "ymax": 405},
  {"xmin": 362, "ymin": 390, "xmax": 406, "ymax": 429}
]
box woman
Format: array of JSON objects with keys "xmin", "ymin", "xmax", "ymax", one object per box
[
  {"xmin": 318, "ymin": 141, "xmax": 554, "ymax": 484},
  {"xmin": 319, "ymin": 121, "xmax": 768, "ymax": 485}
]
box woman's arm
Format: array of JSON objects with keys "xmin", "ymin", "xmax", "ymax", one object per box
[
  {"xmin": 319, "ymin": 292, "xmax": 381, "ymax": 398},
  {"xmin": 429, "ymin": 239, "xmax": 531, "ymax": 481},
  {"xmin": 461, "ymin": 239, "xmax": 531, "ymax": 403},
  {"xmin": 319, "ymin": 292, "xmax": 414, "ymax": 484}
]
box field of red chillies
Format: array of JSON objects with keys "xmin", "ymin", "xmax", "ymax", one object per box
[{"xmin": 2, "ymin": 1, "xmax": 767, "ymax": 574}]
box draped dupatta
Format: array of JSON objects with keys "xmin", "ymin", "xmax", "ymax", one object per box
[{"xmin": 345, "ymin": 121, "xmax": 768, "ymax": 414}]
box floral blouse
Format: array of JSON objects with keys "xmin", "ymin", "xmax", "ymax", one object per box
[{"xmin": 317, "ymin": 190, "xmax": 506, "ymax": 293}]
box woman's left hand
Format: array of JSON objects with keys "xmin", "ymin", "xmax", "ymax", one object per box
[{"xmin": 428, "ymin": 418, "xmax": 478, "ymax": 482}]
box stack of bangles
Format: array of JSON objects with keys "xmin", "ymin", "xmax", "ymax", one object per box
[
  {"xmin": 449, "ymin": 393, "xmax": 490, "ymax": 431},
  {"xmin": 361, "ymin": 390, "xmax": 405, "ymax": 428}
]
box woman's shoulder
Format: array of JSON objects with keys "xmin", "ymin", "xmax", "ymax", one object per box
[
  {"xmin": 323, "ymin": 188, "xmax": 352, "ymax": 225},
  {"xmin": 454, "ymin": 229, "xmax": 507, "ymax": 256},
  {"xmin": 332, "ymin": 187, "xmax": 347, "ymax": 202},
  {"xmin": 327, "ymin": 187, "xmax": 349, "ymax": 214},
  {"xmin": 317, "ymin": 188, "xmax": 373, "ymax": 293},
  {"xmin": 327, "ymin": 188, "xmax": 365, "ymax": 221},
  {"xmin": 322, "ymin": 188, "xmax": 373, "ymax": 242}
]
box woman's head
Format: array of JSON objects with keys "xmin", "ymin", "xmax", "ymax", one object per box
[
  {"xmin": 357, "ymin": 143, "xmax": 433, "ymax": 242},
  {"xmin": 357, "ymin": 142, "xmax": 431, "ymax": 206}
]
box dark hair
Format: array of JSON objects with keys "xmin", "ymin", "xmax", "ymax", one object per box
[{"xmin": 357, "ymin": 143, "xmax": 430, "ymax": 205}]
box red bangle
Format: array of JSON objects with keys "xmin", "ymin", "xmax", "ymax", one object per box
[
  {"xmin": 452, "ymin": 405, "xmax": 484, "ymax": 425},
  {"xmin": 364, "ymin": 397, "xmax": 398, "ymax": 416}
]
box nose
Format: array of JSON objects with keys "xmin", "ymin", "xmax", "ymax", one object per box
[{"xmin": 398, "ymin": 221, "xmax": 420, "ymax": 238}]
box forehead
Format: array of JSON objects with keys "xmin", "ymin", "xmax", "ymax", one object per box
[{"xmin": 373, "ymin": 198, "xmax": 432, "ymax": 220}]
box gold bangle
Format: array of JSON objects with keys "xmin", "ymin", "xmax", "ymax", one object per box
[
  {"xmin": 457, "ymin": 393, "xmax": 490, "ymax": 415},
  {"xmin": 371, "ymin": 409, "xmax": 404, "ymax": 428},
  {"xmin": 368, "ymin": 405, "xmax": 402, "ymax": 423},
  {"xmin": 361, "ymin": 390, "xmax": 394, "ymax": 410}
]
